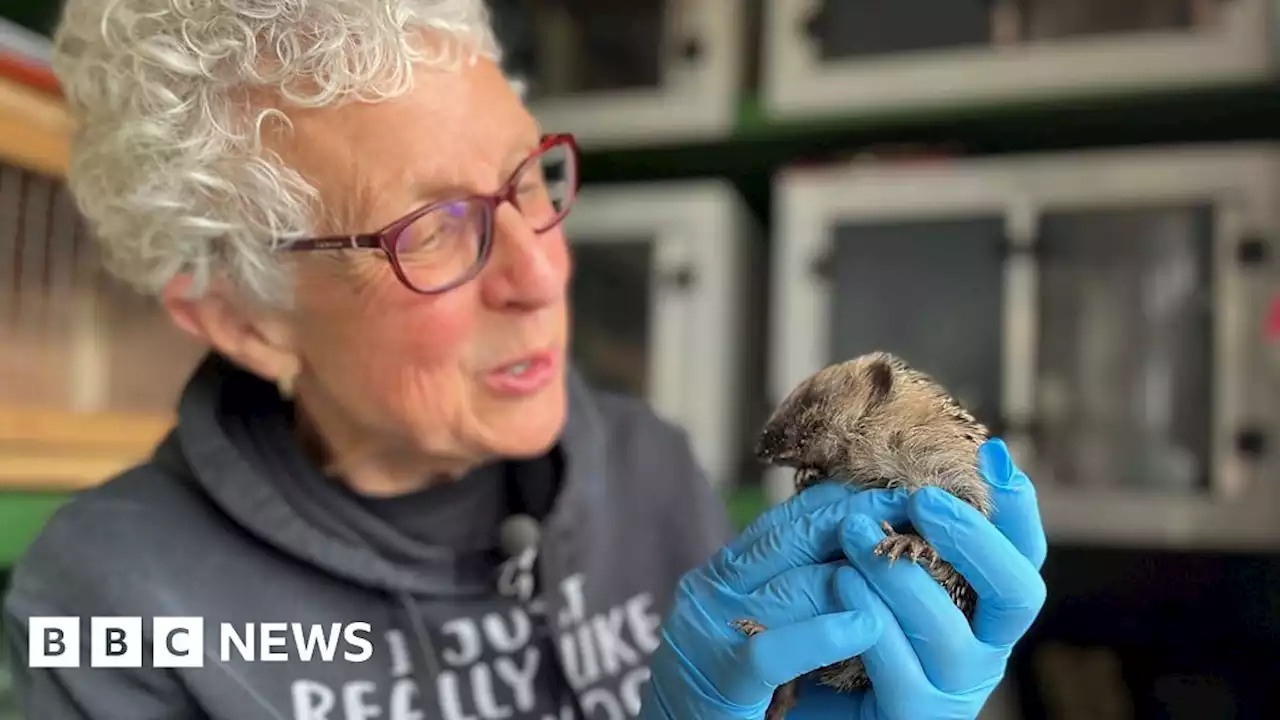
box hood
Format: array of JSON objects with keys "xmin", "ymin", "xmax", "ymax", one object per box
[{"xmin": 160, "ymin": 352, "xmax": 610, "ymax": 599}]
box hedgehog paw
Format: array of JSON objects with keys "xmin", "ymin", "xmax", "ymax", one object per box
[{"xmin": 873, "ymin": 524, "xmax": 939, "ymax": 569}]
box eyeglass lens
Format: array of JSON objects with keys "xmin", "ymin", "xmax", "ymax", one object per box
[{"xmin": 392, "ymin": 140, "xmax": 576, "ymax": 292}]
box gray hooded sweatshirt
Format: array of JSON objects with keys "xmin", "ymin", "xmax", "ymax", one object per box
[{"xmin": 2, "ymin": 353, "xmax": 735, "ymax": 719}]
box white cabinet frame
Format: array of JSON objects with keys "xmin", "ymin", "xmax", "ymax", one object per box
[
  {"xmin": 772, "ymin": 144, "xmax": 1280, "ymax": 549},
  {"xmin": 564, "ymin": 180, "xmax": 757, "ymax": 491},
  {"xmin": 524, "ymin": 0, "xmax": 745, "ymax": 149},
  {"xmin": 763, "ymin": 0, "xmax": 1276, "ymax": 121}
]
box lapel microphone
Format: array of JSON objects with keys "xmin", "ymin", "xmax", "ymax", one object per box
[{"xmin": 496, "ymin": 513, "xmax": 540, "ymax": 603}]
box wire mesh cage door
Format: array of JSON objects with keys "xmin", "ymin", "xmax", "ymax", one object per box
[{"xmin": 0, "ymin": 161, "xmax": 206, "ymax": 419}]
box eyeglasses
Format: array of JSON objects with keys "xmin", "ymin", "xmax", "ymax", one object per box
[{"xmin": 279, "ymin": 133, "xmax": 580, "ymax": 294}]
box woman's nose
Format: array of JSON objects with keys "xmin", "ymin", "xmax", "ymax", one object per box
[{"xmin": 480, "ymin": 204, "xmax": 568, "ymax": 310}]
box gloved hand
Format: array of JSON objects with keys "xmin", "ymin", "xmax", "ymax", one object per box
[
  {"xmin": 789, "ymin": 438, "xmax": 1048, "ymax": 720},
  {"xmin": 638, "ymin": 483, "xmax": 912, "ymax": 719},
  {"xmin": 638, "ymin": 438, "xmax": 1047, "ymax": 720}
]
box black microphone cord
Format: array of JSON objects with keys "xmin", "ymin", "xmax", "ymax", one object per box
[{"xmin": 498, "ymin": 458, "xmax": 589, "ymax": 720}]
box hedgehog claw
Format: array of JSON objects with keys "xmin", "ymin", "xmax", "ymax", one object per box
[{"xmin": 873, "ymin": 526, "xmax": 940, "ymax": 569}]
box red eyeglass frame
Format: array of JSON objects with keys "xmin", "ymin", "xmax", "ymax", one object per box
[{"xmin": 278, "ymin": 132, "xmax": 580, "ymax": 295}]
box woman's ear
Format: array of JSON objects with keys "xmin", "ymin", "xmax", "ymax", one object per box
[
  {"xmin": 160, "ymin": 274, "xmax": 300, "ymax": 390},
  {"xmin": 160, "ymin": 274, "xmax": 210, "ymax": 343}
]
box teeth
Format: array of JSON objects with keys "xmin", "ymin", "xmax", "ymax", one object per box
[{"xmin": 506, "ymin": 361, "xmax": 531, "ymax": 375}]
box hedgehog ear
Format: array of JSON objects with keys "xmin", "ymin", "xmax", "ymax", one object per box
[
  {"xmin": 792, "ymin": 376, "xmax": 822, "ymax": 410},
  {"xmin": 864, "ymin": 359, "xmax": 895, "ymax": 407}
]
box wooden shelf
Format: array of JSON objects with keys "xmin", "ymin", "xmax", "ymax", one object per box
[
  {"xmin": 0, "ymin": 69, "xmax": 67, "ymax": 177},
  {"xmin": 0, "ymin": 406, "xmax": 172, "ymax": 491}
]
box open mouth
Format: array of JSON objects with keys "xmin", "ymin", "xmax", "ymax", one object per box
[
  {"xmin": 503, "ymin": 360, "xmax": 533, "ymax": 376},
  {"xmin": 486, "ymin": 350, "xmax": 558, "ymax": 395}
]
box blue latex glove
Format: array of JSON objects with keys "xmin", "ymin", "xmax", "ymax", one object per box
[
  {"xmin": 789, "ymin": 438, "xmax": 1048, "ymax": 719},
  {"xmin": 638, "ymin": 484, "xmax": 913, "ymax": 719},
  {"xmin": 638, "ymin": 438, "xmax": 1047, "ymax": 720}
]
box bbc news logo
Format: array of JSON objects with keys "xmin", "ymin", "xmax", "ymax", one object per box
[{"xmin": 28, "ymin": 617, "xmax": 374, "ymax": 668}]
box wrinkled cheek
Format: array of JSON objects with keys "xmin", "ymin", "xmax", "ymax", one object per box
[
  {"xmin": 297, "ymin": 269, "xmax": 473, "ymax": 416},
  {"xmin": 394, "ymin": 307, "xmax": 472, "ymax": 378},
  {"xmin": 379, "ymin": 294, "xmax": 480, "ymax": 419}
]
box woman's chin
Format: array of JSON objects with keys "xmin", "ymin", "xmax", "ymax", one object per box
[{"xmin": 476, "ymin": 382, "xmax": 568, "ymax": 458}]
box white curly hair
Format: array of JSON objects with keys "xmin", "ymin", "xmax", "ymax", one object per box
[{"xmin": 51, "ymin": 0, "xmax": 508, "ymax": 307}]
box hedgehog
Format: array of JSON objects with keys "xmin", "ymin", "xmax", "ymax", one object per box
[{"xmin": 734, "ymin": 351, "xmax": 993, "ymax": 719}]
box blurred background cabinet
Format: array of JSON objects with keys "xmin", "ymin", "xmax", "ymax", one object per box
[
  {"xmin": 763, "ymin": 0, "xmax": 1277, "ymax": 121},
  {"xmin": 489, "ymin": 0, "xmax": 746, "ymax": 148},
  {"xmin": 771, "ymin": 144, "xmax": 1280, "ymax": 550},
  {"xmin": 563, "ymin": 180, "xmax": 765, "ymax": 494}
]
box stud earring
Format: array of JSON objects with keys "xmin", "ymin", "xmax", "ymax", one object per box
[{"xmin": 277, "ymin": 364, "xmax": 298, "ymax": 399}]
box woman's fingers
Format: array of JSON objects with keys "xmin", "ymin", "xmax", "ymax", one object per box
[
  {"xmin": 840, "ymin": 515, "xmax": 988, "ymax": 694},
  {"xmin": 908, "ymin": 486, "xmax": 1048, "ymax": 648},
  {"xmin": 700, "ymin": 563, "xmax": 883, "ymax": 698},
  {"xmin": 830, "ymin": 562, "xmax": 933, "ymax": 698},
  {"xmin": 737, "ymin": 560, "xmax": 887, "ymax": 631},
  {"xmin": 734, "ymin": 564, "xmax": 887, "ymax": 691},
  {"xmin": 711, "ymin": 490, "xmax": 911, "ymax": 593},
  {"xmin": 727, "ymin": 483, "xmax": 911, "ymax": 555},
  {"xmin": 977, "ymin": 439, "xmax": 1048, "ymax": 571},
  {"xmin": 728, "ymin": 482, "xmax": 861, "ymax": 553},
  {"xmin": 738, "ymin": 607, "xmax": 883, "ymax": 689}
]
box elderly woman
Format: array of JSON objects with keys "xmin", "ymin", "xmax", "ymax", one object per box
[{"xmin": 3, "ymin": 1, "xmax": 1047, "ymax": 719}]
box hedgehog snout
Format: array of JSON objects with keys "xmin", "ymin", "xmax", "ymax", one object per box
[
  {"xmin": 755, "ymin": 424, "xmax": 799, "ymax": 463},
  {"xmin": 754, "ymin": 430, "xmax": 775, "ymax": 460},
  {"xmin": 755, "ymin": 427, "xmax": 783, "ymax": 461}
]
